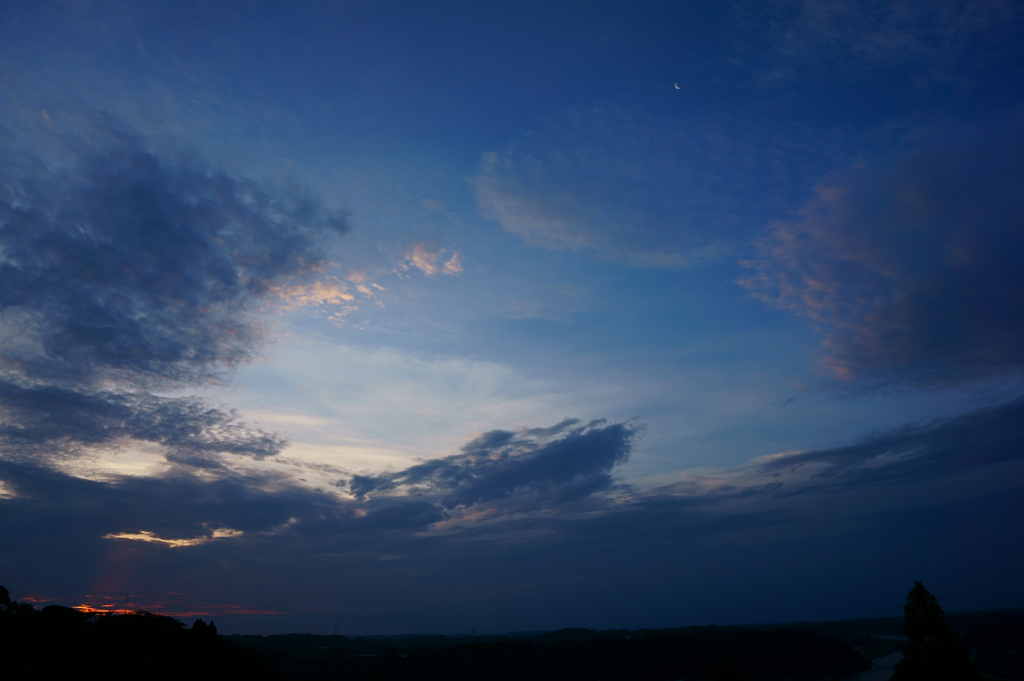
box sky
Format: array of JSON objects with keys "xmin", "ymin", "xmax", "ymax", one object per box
[{"xmin": 1, "ymin": 0, "xmax": 1023, "ymax": 635}]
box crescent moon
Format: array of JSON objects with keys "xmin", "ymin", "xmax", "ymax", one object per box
[{"xmin": 674, "ymin": 83, "xmax": 680, "ymax": 89}]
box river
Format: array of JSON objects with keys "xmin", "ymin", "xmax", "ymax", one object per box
[{"xmin": 846, "ymin": 651, "xmax": 903, "ymax": 681}]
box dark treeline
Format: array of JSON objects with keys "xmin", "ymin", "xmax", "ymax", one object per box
[
  {"xmin": 229, "ymin": 627, "xmax": 871, "ymax": 680},
  {"xmin": 0, "ymin": 586, "xmax": 278, "ymax": 680},
  {"xmin": 5, "ymin": 580, "xmax": 1023, "ymax": 680},
  {"xmin": 227, "ymin": 601, "xmax": 1024, "ymax": 681}
]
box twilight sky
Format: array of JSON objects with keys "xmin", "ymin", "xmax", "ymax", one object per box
[{"xmin": 1, "ymin": 0, "xmax": 1023, "ymax": 635}]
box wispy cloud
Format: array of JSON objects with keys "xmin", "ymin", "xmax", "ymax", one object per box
[
  {"xmin": 736, "ymin": 0, "xmax": 1024, "ymax": 79},
  {"xmin": 5, "ymin": 395, "xmax": 1020, "ymax": 541},
  {"xmin": 749, "ymin": 396, "xmax": 1024, "ymax": 492},
  {"xmin": 741, "ymin": 120, "xmax": 1024, "ymax": 388},
  {"xmin": 0, "ymin": 382, "xmax": 285, "ymax": 468},
  {"xmin": 498, "ymin": 283, "xmax": 590, "ymax": 321},
  {"xmin": 103, "ymin": 527, "xmax": 243, "ymax": 548},
  {"xmin": 473, "ymin": 105, "xmax": 857, "ymax": 268}
]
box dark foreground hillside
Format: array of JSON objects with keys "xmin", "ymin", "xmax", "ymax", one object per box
[
  {"xmin": 962, "ymin": 619, "xmax": 1024, "ymax": 680},
  {"xmin": 229, "ymin": 627, "xmax": 871, "ymax": 681},
  {"xmin": 7, "ymin": 577, "xmax": 1022, "ymax": 681},
  {"xmin": 228, "ymin": 608, "xmax": 1024, "ymax": 681},
  {"xmin": 0, "ymin": 587, "xmax": 278, "ymax": 681},
  {"xmin": 747, "ymin": 607, "xmax": 1024, "ymax": 679}
]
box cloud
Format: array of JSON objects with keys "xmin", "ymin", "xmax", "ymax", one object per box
[
  {"xmin": 0, "ymin": 414, "xmax": 643, "ymax": 548},
  {"xmin": 405, "ymin": 244, "xmax": 462, "ymax": 277},
  {"xmin": 276, "ymin": 278, "xmax": 355, "ymax": 308},
  {"xmin": 0, "ymin": 114, "xmax": 346, "ymax": 470},
  {"xmin": 0, "ymin": 417, "xmax": 646, "ymax": 586},
  {"xmin": 738, "ymin": 0, "xmax": 1024, "ymax": 78},
  {"xmin": 7, "ymin": 366, "xmax": 1014, "ymax": 565},
  {"xmin": 741, "ymin": 121, "xmax": 1024, "ymax": 387},
  {"xmin": 104, "ymin": 527, "xmax": 243, "ymax": 548},
  {"xmin": 441, "ymin": 252, "xmax": 463, "ymax": 275},
  {"xmin": 348, "ymin": 418, "xmax": 640, "ymax": 511},
  {"xmin": 2, "ymin": 398, "xmax": 1023, "ymax": 630},
  {"xmin": 0, "ymin": 117, "xmax": 347, "ymax": 389},
  {"xmin": 0, "ymin": 381, "xmax": 285, "ymax": 467},
  {"xmin": 0, "ymin": 460, "xmax": 327, "ymax": 539},
  {"xmin": 751, "ymin": 395, "xmax": 1024, "ymax": 492},
  {"xmin": 473, "ymin": 105, "xmax": 857, "ymax": 268},
  {"xmin": 498, "ymin": 283, "xmax": 589, "ymax": 321}
]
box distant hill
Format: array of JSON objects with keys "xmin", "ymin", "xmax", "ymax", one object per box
[
  {"xmin": 225, "ymin": 608, "xmax": 1024, "ymax": 681},
  {"xmin": 228, "ymin": 625, "xmax": 871, "ymax": 680},
  {"xmin": 0, "ymin": 586, "xmax": 278, "ymax": 681}
]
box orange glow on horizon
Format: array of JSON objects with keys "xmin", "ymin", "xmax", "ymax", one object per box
[
  {"xmin": 74, "ymin": 604, "xmax": 118, "ymax": 614},
  {"xmin": 71, "ymin": 601, "xmax": 287, "ymax": 617}
]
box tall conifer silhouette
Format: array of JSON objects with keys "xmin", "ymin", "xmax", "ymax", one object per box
[{"xmin": 891, "ymin": 582, "xmax": 979, "ymax": 681}]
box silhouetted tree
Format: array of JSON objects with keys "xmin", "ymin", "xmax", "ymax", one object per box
[
  {"xmin": 192, "ymin": 617, "xmax": 218, "ymax": 638},
  {"xmin": 0, "ymin": 584, "xmax": 34, "ymax": 618},
  {"xmin": 891, "ymin": 582, "xmax": 979, "ymax": 681}
]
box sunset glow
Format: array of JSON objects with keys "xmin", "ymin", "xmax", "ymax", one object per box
[{"xmin": 102, "ymin": 529, "xmax": 244, "ymax": 548}]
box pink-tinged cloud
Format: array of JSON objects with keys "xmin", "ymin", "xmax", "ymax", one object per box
[
  {"xmin": 275, "ymin": 278, "xmax": 355, "ymax": 308},
  {"xmin": 406, "ymin": 244, "xmax": 462, "ymax": 276},
  {"xmin": 742, "ymin": 122, "xmax": 1024, "ymax": 388},
  {"xmin": 442, "ymin": 252, "xmax": 463, "ymax": 274}
]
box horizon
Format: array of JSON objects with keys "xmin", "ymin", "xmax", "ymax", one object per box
[
  {"xmin": 2, "ymin": 0, "xmax": 1023, "ymax": 637},
  {"xmin": 17, "ymin": 582, "xmax": 1024, "ymax": 638},
  {"xmin": 12, "ymin": 582, "xmax": 1024, "ymax": 638}
]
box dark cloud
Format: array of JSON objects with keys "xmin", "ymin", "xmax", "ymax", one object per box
[
  {"xmin": 348, "ymin": 418, "xmax": 640, "ymax": 510},
  {"xmin": 0, "ymin": 381, "xmax": 284, "ymax": 465},
  {"xmin": 0, "ymin": 114, "xmax": 346, "ymax": 468},
  {"xmin": 736, "ymin": 0, "xmax": 1024, "ymax": 79},
  {"xmin": 0, "ymin": 460, "xmax": 330, "ymax": 540},
  {"xmin": 4, "ymin": 401, "xmax": 1023, "ymax": 633},
  {"xmin": 0, "ymin": 116, "xmax": 347, "ymax": 389},
  {"xmin": 0, "ymin": 417, "xmax": 644, "ymax": 567},
  {"xmin": 754, "ymin": 395, "xmax": 1024, "ymax": 492},
  {"xmin": 742, "ymin": 120, "xmax": 1024, "ymax": 387}
]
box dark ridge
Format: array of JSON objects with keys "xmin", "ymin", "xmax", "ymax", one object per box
[
  {"xmin": 0, "ymin": 586, "xmax": 279, "ymax": 681},
  {"xmin": 224, "ymin": 609, "xmax": 1024, "ymax": 681},
  {"xmin": 226, "ymin": 626, "xmax": 870, "ymax": 680}
]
